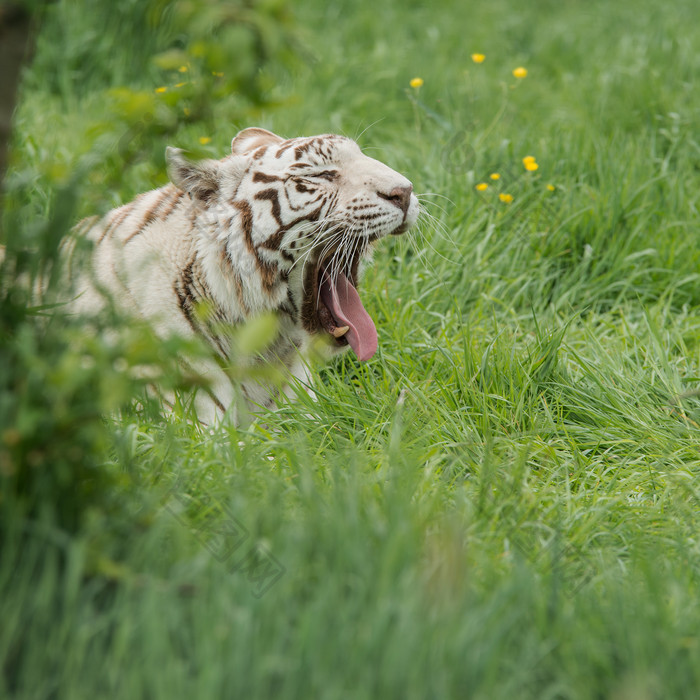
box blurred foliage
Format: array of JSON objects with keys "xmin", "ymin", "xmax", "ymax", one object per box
[
  {"xmin": 4, "ymin": 0, "xmax": 301, "ymax": 210},
  {"xmin": 29, "ymin": 0, "xmax": 299, "ymax": 103},
  {"xmin": 0, "ymin": 0, "xmax": 302, "ymax": 542},
  {"xmin": 26, "ymin": 0, "xmax": 300, "ymax": 165},
  {"xmin": 0, "ymin": 176, "xmax": 115, "ymax": 536},
  {"xmin": 1, "ymin": 173, "xmax": 168, "ymax": 538}
]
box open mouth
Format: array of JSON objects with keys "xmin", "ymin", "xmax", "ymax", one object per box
[{"xmin": 301, "ymin": 244, "xmax": 378, "ymax": 361}]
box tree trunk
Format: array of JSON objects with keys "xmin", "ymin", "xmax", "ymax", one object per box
[{"xmin": 0, "ymin": 3, "xmax": 34, "ymax": 190}]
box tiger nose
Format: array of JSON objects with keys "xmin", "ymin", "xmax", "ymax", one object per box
[{"xmin": 380, "ymin": 185, "xmax": 413, "ymax": 215}]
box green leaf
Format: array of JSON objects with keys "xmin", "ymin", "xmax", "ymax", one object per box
[{"xmin": 234, "ymin": 313, "xmax": 279, "ymax": 356}]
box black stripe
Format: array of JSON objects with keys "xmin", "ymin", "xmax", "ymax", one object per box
[
  {"xmin": 220, "ymin": 245, "xmax": 249, "ymax": 316},
  {"xmin": 280, "ymin": 287, "xmax": 298, "ymax": 320},
  {"xmin": 275, "ymin": 140, "xmax": 296, "ymax": 158},
  {"xmin": 209, "ymin": 391, "xmax": 226, "ymax": 415},
  {"xmin": 233, "ymin": 199, "xmax": 280, "ymax": 296},
  {"xmin": 161, "ymin": 188, "xmax": 185, "ymax": 220},
  {"xmin": 98, "ymin": 201, "xmax": 135, "ymax": 243},
  {"xmin": 233, "ymin": 200, "xmax": 255, "ymax": 255},
  {"xmin": 252, "ymin": 171, "xmax": 281, "ymax": 183},
  {"xmin": 73, "ymin": 215, "xmax": 98, "ymax": 236},
  {"xmin": 174, "ymin": 275, "xmax": 198, "ymax": 335},
  {"xmin": 254, "ymin": 188, "xmax": 283, "ymax": 226},
  {"xmin": 259, "ymin": 204, "xmax": 324, "ymax": 252},
  {"xmin": 124, "ymin": 189, "xmax": 174, "ymax": 244},
  {"xmin": 184, "ymin": 260, "xmax": 231, "ymax": 361},
  {"xmin": 294, "ymin": 138, "xmax": 321, "ymax": 160}
]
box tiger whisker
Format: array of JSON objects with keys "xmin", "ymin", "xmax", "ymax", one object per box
[
  {"xmin": 290, "ymin": 222, "xmax": 344, "ymax": 271},
  {"xmin": 352, "ymin": 117, "xmax": 386, "ymax": 145},
  {"xmin": 416, "ymin": 191, "xmax": 456, "ymax": 206},
  {"xmin": 416, "ymin": 199, "xmax": 451, "ymax": 221},
  {"xmin": 297, "ymin": 227, "xmax": 347, "ymax": 291},
  {"xmin": 413, "ymin": 212, "xmax": 458, "ymax": 268},
  {"xmin": 418, "ymin": 206, "xmax": 456, "ymax": 250}
]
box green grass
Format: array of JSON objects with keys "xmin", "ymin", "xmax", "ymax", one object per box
[{"xmin": 3, "ymin": 0, "xmax": 700, "ymax": 697}]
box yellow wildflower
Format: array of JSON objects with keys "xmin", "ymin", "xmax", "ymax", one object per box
[
  {"xmin": 471, "ymin": 53, "xmax": 485, "ymax": 64},
  {"xmin": 499, "ymin": 193, "xmax": 514, "ymax": 203},
  {"xmin": 522, "ymin": 155, "xmax": 536, "ymax": 165},
  {"xmin": 174, "ymin": 82, "xmax": 187, "ymax": 88},
  {"xmin": 475, "ymin": 183, "xmax": 488, "ymax": 192},
  {"xmin": 410, "ymin": 77, "xmax": 424, "ymax": 88},
  {"xmin": 178, "ymin": 66, "xmax": 188, "ymax": 73},
  {"xmin": 489, "ymin": 173, "xmax": 500, "ymax": 180},
  {"xmin": 155, "ymin": 86, "xmax": 167, "ymax": 93},
  {"xmin": 198, "ymin": 136, "xmax": 211, "ymax": 145},
  {"xmin": 525, "ymin": 161, "xmax": 539, "ymax": 171},
  {"xmin": 212, "ymin": 71, "xmax": 224, "ymax": 77},
  {"xmin": 546, "ymin": 184, "xmax": 556, "ymax": 192},
  {"xmin": 512, "ymin": 67, "xmax": 528, "ymax": 79}
]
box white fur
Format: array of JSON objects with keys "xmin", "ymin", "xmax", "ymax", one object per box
[{"xmin": 68, "ymin": 128, "xmax": 419, "ymax": 424}]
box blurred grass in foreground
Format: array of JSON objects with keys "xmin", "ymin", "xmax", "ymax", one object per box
[{"xmin": 3, "ymin": 0, "xmax": 700, "ymax": 698}]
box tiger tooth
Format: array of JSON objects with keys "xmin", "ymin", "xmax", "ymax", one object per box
[{"xmin": 331, "ymin": 325, "xmax": 350, "ymax": 338}]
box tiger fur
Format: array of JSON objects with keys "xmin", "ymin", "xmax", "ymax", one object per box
[{"xmin": 69, "ymin": 127, "xmax": 419, "ymax": 424}]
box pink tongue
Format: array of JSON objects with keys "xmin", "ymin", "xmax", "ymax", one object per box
[{"xmin": 320, "ymin": 271, "xmax": 378, "ymax": 361}]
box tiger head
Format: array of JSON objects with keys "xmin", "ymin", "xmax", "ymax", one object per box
[{"xmin": 166, "ymin": 127, "xmax": 419, "ymax": 361}]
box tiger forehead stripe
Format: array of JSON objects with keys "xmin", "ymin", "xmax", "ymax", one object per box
[
  {"xmin": 252, "ymin": 171, "xmax": 282, "ymax": 183},
  {"xmin": 275, "ymin": 140, "xmax": 296, "ymax": 158},
  {"xmin": 293, "ymin": 136, "xmax": 343, "ymax": 161},
  {"xmin": 293, "ymin": 138, "xmax": 322, "ymax": 160}
]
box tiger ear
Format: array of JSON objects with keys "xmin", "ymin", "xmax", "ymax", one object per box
[
  {"xmin": 166, "ymin": 147, "xmax": 221, "ymax": 204},
  {"xmin": 231, "ymin": 127, "xmax": 284, "ymax": 156}
]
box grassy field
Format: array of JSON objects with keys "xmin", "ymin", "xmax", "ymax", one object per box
[{"xmin": 3, "ymin": 0, "xmax": 700, "ymax": 697}]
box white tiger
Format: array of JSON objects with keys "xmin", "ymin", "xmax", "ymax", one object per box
[{"xmin": 69, "ymin": 127, "xmax": 419, "ymax": 424}]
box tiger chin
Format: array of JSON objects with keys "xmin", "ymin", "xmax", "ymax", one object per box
[{"xmin": 69, "ymin": 127, "xmax": 419, "ymax": 425}]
